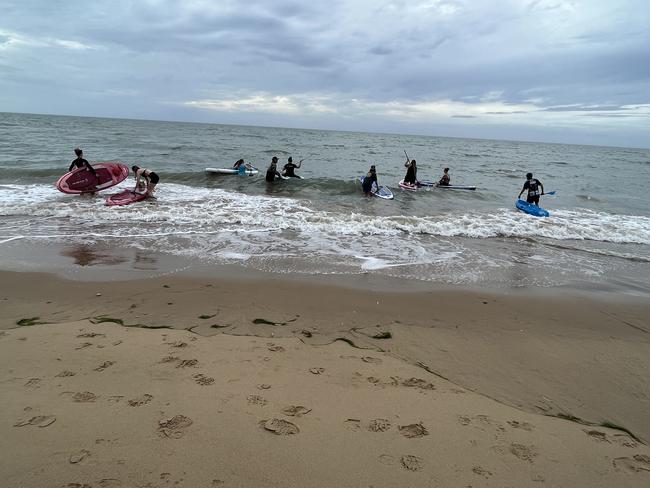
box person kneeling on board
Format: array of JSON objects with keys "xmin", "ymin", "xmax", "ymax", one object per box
[
  {"xmin": 69, "ymin": 148, "xmax": 98, "ymax": 188},
  {"xmin": 282, "ymin": 156, "xmax": 303, "ymax": 178},
  {"xmin": 132, "ymin": 165, "xmax": 159, "ymax": 197},
  {"xmin": 403, "ymin": 158, "xmax": 417, "ymax": 186},
  {"xmin": 265, "ymin": 156, "xmax": 283, "ymax": 182},
  {"xmin": 233, "ymin": 159, "xmax": 254, "ymax": 175},
  {"xmin": 439, "ymin": 167, "xmax": 451, "ymax": 186},
  {"xmin": 518, "ymin": 172, "xmax": 544, "ymax": 206},
  {"xmin": 362, "ymin": 165, "xmax": 379, "ymax": 196}
]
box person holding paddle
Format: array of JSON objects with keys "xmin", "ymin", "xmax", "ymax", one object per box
[
  {"xmin": 403, "ymin": 150, "xmax": 417, "ymax": 186},
  {"xmin": 518, "ymin": 172, "xmax": 545, "ymax": 206},
  {"xmin": 282, "ymin": 157, "xmax": 303, "ymax": 178}
]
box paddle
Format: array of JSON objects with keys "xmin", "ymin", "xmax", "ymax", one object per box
[
  {"xmin": 544, "ymin": 191, "xmax": 556, "ymax": 196},
  {"xmin": 404, "ymin": 149, "xmax": 410, "ymax": 162}
]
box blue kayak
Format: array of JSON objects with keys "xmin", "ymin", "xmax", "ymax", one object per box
[{"xmin": 516, "ymin": 199, "xmax": 549, "ymax": 217}]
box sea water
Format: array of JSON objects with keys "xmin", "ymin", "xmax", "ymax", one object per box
[{"xmin": 1, "ymin": 112, "xmax": 649, "ymax": 292}]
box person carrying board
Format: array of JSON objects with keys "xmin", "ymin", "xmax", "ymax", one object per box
[
  {"xmin": 518, "ymin": 172, "xmax": 545, "ymax": 206},
  {"xmin": 362, "ymin": 165, "xmax": 379, "ymax": 196}
]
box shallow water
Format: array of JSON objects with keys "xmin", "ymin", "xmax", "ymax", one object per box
[{"xmin": 1, "ymin": 112, "xmax": 649, "ymax": 292}]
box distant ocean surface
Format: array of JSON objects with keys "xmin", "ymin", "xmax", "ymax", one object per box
[{"xmin": 1, "ymin": 112, "xmax": 649, "ymax": 292}]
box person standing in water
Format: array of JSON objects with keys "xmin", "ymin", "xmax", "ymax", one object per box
[
  {"xmin": 282, "ymin": 156, "xmax": 303, "ymax": 178},
  {"xmin": 362, "ymin": 165, "xmax": 379, "ymax": 196},
  {"xmin": 69, "ymin": 148, "xmax": 97, "ymax": 177},
  {"xmin": 439, "ymin": 167, "xmax": 450, "ymax": 186},
  {"xmin": 403, "ymin": 158, "xmax": 417, "ymax": 186},
  {"xmin": 265, "ymin": 156, "xmax": 283, "ymax": 182},
  {"xmin": 132, "ymin": 165, "xmax": 159, "ymax": 197},
  {"xmin": 518, "ymin": 172, "xmax": 544, "ymax": 206}
]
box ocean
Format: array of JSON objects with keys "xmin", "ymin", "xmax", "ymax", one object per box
[{"xmin": 1, "ymin": 112, "xmax": 649, "ymax": 293}]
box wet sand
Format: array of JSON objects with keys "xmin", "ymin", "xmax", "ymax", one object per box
[{"xmin": 1, "ymin": 268, "xmax": 649, "ymax": 487}]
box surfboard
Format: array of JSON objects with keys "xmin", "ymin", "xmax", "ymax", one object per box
[
  {"xmin": 418, "ymin": 181, "xmax": 477, "ymax": 190},
  {"xmin": 516, "ymin": 199, "xmax": 549, "ymax": 217},
  {"xmin": 205, "ymin": 167, "xmax": 259, "ymax": 175},
  {"xmin": 359, "ymin": 177, "xmax": 394, "ymax": 200},
  {"xmin": 399, "ymin": 180, "xmax": 418, "ymax": 191},
  {"xmin": 105, "ymin": 189, "xmax": 149, "ymax": 206},
  {"xmin": 56, "ymin": 162, "xmax": 129, "ymax": 194}
]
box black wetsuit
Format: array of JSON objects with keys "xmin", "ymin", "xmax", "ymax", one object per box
[
  {"xmin": 283, "ymin": 162, "xmax": 299, "ymax": 177},
  {"xmin": 522, "ymin": 179, "xmax": 542, "ymax": 205},
  {"xmin": 362, "ymin": 172, "xmax": 377, "ymax": 193},
  {"xmin": 404, "ymin": 164, "xmax": 417, "ymax": 185},
  {"xmin": 266, "ymin": 164, "xmax": 281, "ymax": 182},
  {"xmin": 69, "ymin": 157, "xmax": 96, "ymax": 176}
]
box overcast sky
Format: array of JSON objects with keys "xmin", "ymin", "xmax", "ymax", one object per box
[{"xmin": 1, "ymin": 0, "xmax": 649, "ymax": 147}]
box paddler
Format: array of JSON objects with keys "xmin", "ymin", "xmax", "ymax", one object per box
[
  {"xmin": 518, "ymin": 172, "xmax": 545, "ymax": 206},
  {"xmin": 403, "ymin": 157, "xmax": 417, "ymax": 186},
  {"xmin": 69, "ymin": 148, "xmax": 97, "ymax": 177},
  {"xmin": 233, "ymin": 159, "xmax": 254, "ymax": 175},
  {"xmin": 282, "ymin": 156, "xmax": 303, "ymax": 178},
  {"xmin": 439, "ymin": 167, "xmax": 450, "ymax": 186}
]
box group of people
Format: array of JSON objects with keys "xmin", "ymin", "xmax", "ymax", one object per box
[
  {"xmin": 70, "ymin": 148, "xmax": 545, "ymax": 206},
  {"xmin": 69, "ymin": 148, "xmax": 159, "ymax": 197},
  {"xmin": 362, "ymin": 155, "xmax": 545, "ymax": 205}
]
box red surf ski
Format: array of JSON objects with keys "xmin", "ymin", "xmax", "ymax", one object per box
[
  {"xmin": 56, "ymin": 162, "xmax": 129, "ymax": 194},
  {"xmin": 105, "ymin": 189, "xmax": 149, "ymax": 206}
]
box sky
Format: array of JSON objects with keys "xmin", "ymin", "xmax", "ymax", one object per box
[{"xmin": 1, "ymin": 0, "xmax": 649, "ymax": 148}]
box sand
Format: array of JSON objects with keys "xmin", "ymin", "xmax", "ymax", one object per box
[{"xmin": 1, "ymin": 270, "xmax": 649, "ymax": 487}]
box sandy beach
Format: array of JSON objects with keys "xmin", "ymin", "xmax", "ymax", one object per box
[{"xmin": 1, "ymin": 268, "xmax": 649, "ymax": 487}]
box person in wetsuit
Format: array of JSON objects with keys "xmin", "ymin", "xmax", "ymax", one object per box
[
  {"xmin": 403, "ymin": 158, "xmax": 417, "ymax": 185},
  {"xmin": 132, "ymin": 165, "xmax": 159, "ymax": 197},
  {"xmin": 439, "ymin": 167, "xmax": 450, "ymax": 186},
  {"xmin": 518, "ymin": 172, "xmax": 544, "ymax": 205},
  {"xmin": 265, "ymin": 156, "xmax": 283, "ymax": 182},
  {"xmin": 69, "ymin": 148, "xmax": 97, "ymax": 176},
  {"xmin": 282, "ymin": 157, "xmax": 303, "ymax": 178},
  {"xmin": 362, "ymin": 165, "xmax": 379, "ymax": 196}
]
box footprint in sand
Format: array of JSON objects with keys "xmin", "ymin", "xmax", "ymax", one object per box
[
  {"xmin": 14, "ymin": 415, "xmax": 56, "ymax": 428},
  {"xmin": 378, "ymin": 454, "xmax": 395, "ymax": 466},
  {"xmin": 309, "ymin": 367, "xmax": 325, "ymax": 375},
  {"xmin": 192, "ymin": 373, "xmax": 215, "ymax": 386},
  {"xmin": 158, "ymin": 415, "xmax": 193, "ymax": 439},
  {"xmin": 247, "ymin": 395, "xmax": 268, "ymax": 406},
  {"xmin": 161, "ymin": 355, "xmax": 179, "ymax": 363},
  {"xmin": 262, "ymin": 418, "xmax": 299, "ymax": 435},
  {"xmin": 267, "ymin": 344, "xmax": 285, "ymax": 352},
  {"xmin": 94, "ymin": 361, "xmax": 115, "ymax": 372},
  {"xmin": 508, "ymin": 420, "xmax": 534, "ymax": 431},
  {"xmin": 169, "ymin": 340, "xmax": 187, "ymax": 348},
  {"xmin": 98, "ymin": 479, "xmax": 122, "ymax": 487},
  {"xmin": 367, "ymin": 419, "xmax": 391, "ymax": 432},
  {"xmin": 24, "ymin": 378, "xmax": 41, "ymax": 388},
  {"xmin": 282, "ymin": 405, "xmax": 311, "ymax": 417},
  {"xmin": 176, "ymin": 359, "xmax": 198, "ymax": 368},
  {"xmin": 472, "ymin": 466, "xmax": 493, "ymax": 478},
  {"xmin": 77, "ymin": 332, "xmax": 105, "ymax": 338},
  {"xmin": 458, "ymin": 415, "xmax": 471, "ymax": 426},
  {"xmin": 69, "ymin": 449, "xmax": 90, "ymax": 464},
  {"xmin": 344, "ymin": 419, "xmax": 361, "ymax": 432},
  {"xmin": 65, "ymin": 484, "xmax": 93, "ymax": 488},
  {"xmin": 509, "ymin": 443, "xmax": 538, "ymax": 463},
  {"xmin": 127, "ymin": 394, "xmax": 153, "ymax": 407},
  {"xmin": 613, "ymin": 455, "xmax": 650, "ymax": 473},
  {"xmin": 75, "ymin": 342, "xmax": 93, "ymax": 350},
  {"xmin": 367, "ymin": 377, "xmax": 381, "ymax": 384},
  {"xmin": 361, "ymin": 356, "xmax": 382, "ymax": 364},
  {"xmin": 56, "ymin": 370, "xmax": 76, "ymax": 377},
  {"xmin": 72, "ymin": 391, "xmax": 98, "ymax": 403},
  {"xmin": 401, "ymin": 455, "xmax": 423, "ymax": 471},
  {"xmin": 257, "ymin": 384, "xmax": 272, "ymax": 390},
  {"xmin": 399, "ymin": 423, "xmax": 429, "ymax": 438},
  {"xmin": 585, "ymin": 430, "xmax": 609, "ymax": 442},
  {"xmin": 400, "ymin": 377, "xmax": 436, "ymax": 390}
]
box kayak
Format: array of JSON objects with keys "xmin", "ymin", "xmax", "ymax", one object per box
[
  {"xmin": 516, "ymin": 199, "xmax": 550, "ymax": 217},
  {"xmin": 418, "ymin": 181, "xmax": 477, "ymax": 190}
]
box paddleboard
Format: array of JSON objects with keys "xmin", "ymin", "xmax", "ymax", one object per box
[
  {"xmin": 516, "ymin": 199, "xmax": 549, "ymax": 217},
  {"xmin": 105, "ymin": 189, "xmax": 149, "ymax": 206},
  {"xmin": 205, "ymin": 167, "xmax": 259, "ymax": 175},
  {"xmin": 359, "ymin": 176, "xmax": 394, "ymax": 200},
  {"xmin": 398, "ymin": 180, "xmax": 418, "ymax": 191},
  {"xmin": 56, "ymin": 162, "xmax": 129, "ymax": 194},
  {"xmin": 418, "ymin": 181, "xmax": 477, "ymax": 190}
]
